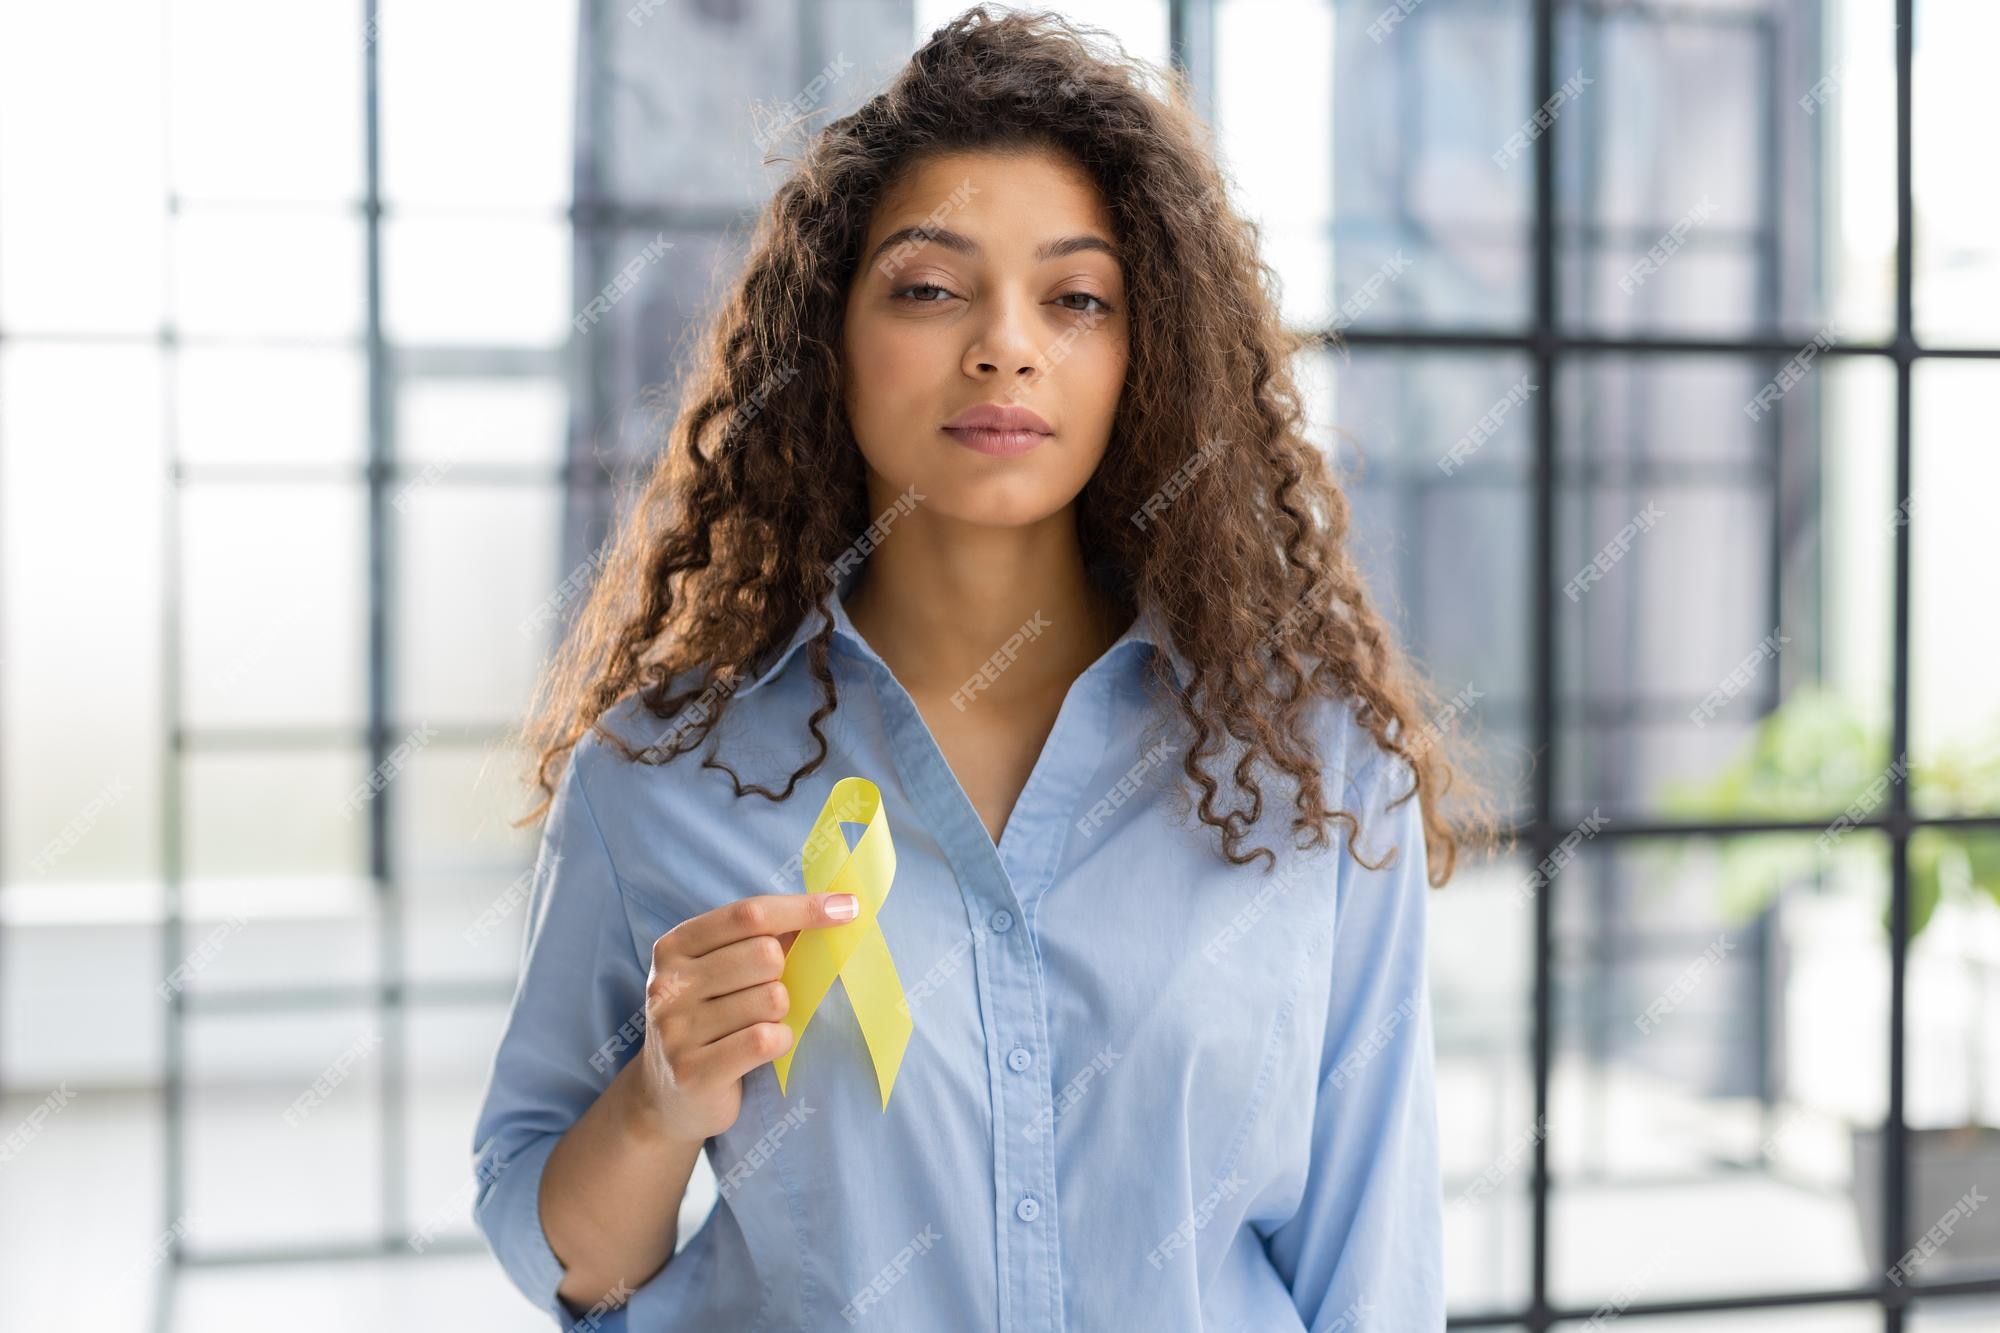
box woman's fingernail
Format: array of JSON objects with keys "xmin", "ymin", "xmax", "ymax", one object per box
[{"xmin": 826, "ymin": 894, "xmax": 859, "ymax": 921}]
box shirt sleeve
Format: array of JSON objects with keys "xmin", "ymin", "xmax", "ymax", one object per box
[
  {"xmin": 1255, "ymin": 747, "xmax": 1446, "ymax": 1331},
  {"xmin": 469, "ymin": 736, "xmax": 654, "ymax": 1325}
]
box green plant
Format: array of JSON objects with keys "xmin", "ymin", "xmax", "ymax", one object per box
[
  {"xmin": 1658, "ymin": 684, "xmax": 2000, "ymax": 939},
  {"xmin": 1661, "ymin": 685, "xmax": 2000, "ymax": 1127}
]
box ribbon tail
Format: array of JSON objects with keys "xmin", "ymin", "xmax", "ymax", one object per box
[
  {"xmin": 843, "ymin": 927, "xmax": 913, "ymax": 1111},
  {"xmin": 774, "ymin": 923, "xmax": 848, "ymax": 1096}
]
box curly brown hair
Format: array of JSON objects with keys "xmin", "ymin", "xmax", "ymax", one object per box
[{"xmin": 510, "ymin": 4, "xmax": 1506, "ymax": 885}]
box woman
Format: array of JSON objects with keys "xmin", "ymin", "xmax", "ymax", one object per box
[{"xmin": 474, "ymin": 7, "xmax": 1495, "ymax": 1329}]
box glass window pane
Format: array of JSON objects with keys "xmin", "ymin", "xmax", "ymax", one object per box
[
  {"xmin": 398, "ymin": 376, "xmax": 567, "ymax": 469},
  {"xmin": 1550, "ymin": 834, "xmax": 1889, "ymax": 1305},
  {"xmin": 1914, "ymin": 0, "xmax": 2000, "ymax": 346},
  {"xmin": 405, "ymin": 1003, "xmax": 512, "ymax": 1250},
  {"xmin": 1342, "ymin": 0, "xmax": 1532, "ymax": 333},
  {"xmin": 383, "ymin": 218, "xmax": 571, "ymax": 349},
  {"xmin": 182, "ymin": 483, "xmax": 368, "ymax": 730},
  {"xmin": 1906, "ymin": 832, "xmax": 2000, "ymax": 1134},
  {"xmin": 1320, "ymin": 346, "xmax": 1538, "ymax": 822},
  {"xmin": 174, "ymin": 208, "xmax": 366, "ymax": 339},
  {"xmin": 184, "ymin": 748, "xmax": 370, "ymax": 885},
  {"xmin": 1, "ymin": 345, "xmax": 165, "ymax": 887},
  {"xmin": 0, "ymin": 210, "xmax": 167, "ymax": 340},
  {"xmin": 1910, "ymin": 1295, "xmax": 2000, "ymax": 1328},
  {"xmin": 379, "ymin": 0, "xmax": 575, "ymax": 212},
  {"xmin": 1824, "ymin": 0, "xmax": 1899, "ymax": 343},
  {"xmin": 1905, "ymin": 839, "xmax": 2000, "ymax": 1283},
  {"xmin": 398, "ymin": 747, "xmax": 541, "ymax": 985},
  {"xmin": 166, "ymin": 0, "xmax": 363, "ymax": 204},
  {"xmin": 1436, "ymin": 857, "xmax": 1535, "ymax": 1314},
  {"xmin": 597, "ymin": 5, "xmax": 780, "ymax": 210},
  {"xmin": 0, "ymin": 3, "xmax": 165, "ymax": 334},
  {"xmin": 171, "ymin": 886, "xmax": 377, "ymax": 997},
  {"xmin": 1218, "ymin": 0, "xmax": 1532, "ymax": 334},
  {"xmin": 1911, "ymin": 361, "xmax": 2000, "ymax": 817},
  {"xmin": 179, "ymin": 346, "xmax": 367, "ymax": 468},
  {"xmin": 0, "ymin": 1074, "xmax": 160, "ymax": 1327},
  {"xmin": 600, "ymin": 0, "xmax": 908, "ymax": 209},
  {"xmin": 179, "ymin": 744, "xmax": 378, "ymax": 992},
  {"xmin": 394, "ymin": 484, "xmax": 563, "ymax": 728},
  {"xmin": 592, "ymin": 226, "xmax": 749, "ymax": 474},
  {"xmin": 1219, "ymin": 0, "xmax": 1335, "ymax": 331},
  {"xmin": 2, "ymin": 915, "xmax": 162, "ymax": 1088},
  {"xmin": 1556, "ymin": 0, "xmax": 1895, "ymax": 341},
  {"xmin": 1556, "ymin": 353, "xmax": 1895, "ymax": 824},
  {"xmin": 186, "ymin": 1008, "xmax": 384, "ymax": 1250}
]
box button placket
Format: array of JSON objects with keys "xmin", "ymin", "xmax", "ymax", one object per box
[
  {"xmin": 988, "ymin": 879, "xmax": 1063, "ymax": 1329},
  {"xmin": 985, "ymin": 671, "xmax": 1119, "ymax": 1332},
  {"xmin": 851, "ymin": 658, "xmax": 1061, "ymax": 1329},
  {"xmin": 848, "ymin": 646, "xmax": 1132, "ymax": 1332}
]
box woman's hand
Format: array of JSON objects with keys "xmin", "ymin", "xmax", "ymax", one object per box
[{"xmin": 634, "ymin": 891, "xmax": 860, "ymax": 1144}]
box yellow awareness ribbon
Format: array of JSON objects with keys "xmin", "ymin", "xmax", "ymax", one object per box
[{"xmin": 772, "ymin": 777, "xmax": 912, "ymax": 1110}]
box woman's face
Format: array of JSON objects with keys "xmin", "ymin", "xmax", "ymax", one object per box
[{"xmin": 840, "ymin": 147, "xmax": 1129, "ymax": 530}]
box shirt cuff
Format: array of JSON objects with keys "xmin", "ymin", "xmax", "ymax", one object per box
[{"xmin": 474, "ymin": 1129, "xmax": 572, "ymax": 1322}]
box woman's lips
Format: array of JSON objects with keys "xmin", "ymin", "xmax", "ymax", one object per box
[{"xmin": 940, "ymin": 425, "xmax": 1049, "ymax": 457}]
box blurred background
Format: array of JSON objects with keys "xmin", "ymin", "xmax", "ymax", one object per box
[{"xmin": 1, "ymin": 0, "xmax": 1995, "ymax": 1329}]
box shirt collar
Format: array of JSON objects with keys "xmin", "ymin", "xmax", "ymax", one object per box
[{"xmin": 732, "ymin": 563, "xmax": 1192, "ymax": 699}]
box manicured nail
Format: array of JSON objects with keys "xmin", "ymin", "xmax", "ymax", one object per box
[{"xmin": 826, "ymin": 894, "xmax": 859, "ymax": 921}]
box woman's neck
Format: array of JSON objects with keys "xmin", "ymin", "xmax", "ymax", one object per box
[{"xmin": 841, "ymin": 505, "xmax": 1129, "ymax": 704}]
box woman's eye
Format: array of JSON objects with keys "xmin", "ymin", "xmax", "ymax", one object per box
[
  {"xmin": 1056, "ymin": 291, "xmax": 1112, "ymax": 315},
  {"xmin": 891, "ymin": 284, "xmax": 1110, "ymax": 313}
]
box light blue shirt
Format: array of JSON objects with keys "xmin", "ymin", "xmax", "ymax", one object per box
[{"xmin": 471, "ymin": 574, "xmax": 1444, "ymax": 1330}]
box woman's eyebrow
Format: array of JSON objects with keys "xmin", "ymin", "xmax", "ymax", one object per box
[{"xmin": 865, "ymin": 225, "xmax": 1119, "ymax": 267}]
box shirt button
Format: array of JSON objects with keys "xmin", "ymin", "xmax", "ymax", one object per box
[
  {"xmin": 1007, "ymin": 1047, "xmax": 1032, "ymax": 1072},
  {"xmin": 989, "ymin": 909, "xmax": 1014, "ymax": 934},
  {"xmin": 1015, "ymin": 1195, "xmax": 1040, "ymax": 1222}
]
